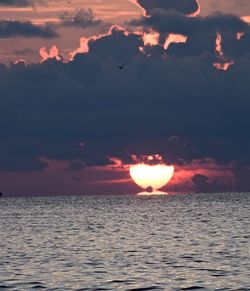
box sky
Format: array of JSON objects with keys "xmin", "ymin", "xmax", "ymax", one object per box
[{"xmin": 0, "ymin": 0, "xmax": 250, "ymax": 195}]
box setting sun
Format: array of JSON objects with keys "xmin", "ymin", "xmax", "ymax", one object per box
[{"xmin": 130, "ymin": 164, "xmax": 174, "ymax": 192}]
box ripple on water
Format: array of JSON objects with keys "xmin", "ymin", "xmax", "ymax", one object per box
[
  {"xmin": 126, "ymin": 287, "xmax": 163, "ymax": 291},
  {"xmin": 0, "ymin": 193, "xmax": 249, "ymax": 290},
  {"xmin": 179, "ymin": 287, "xmax": 205, "ymax": 290}
]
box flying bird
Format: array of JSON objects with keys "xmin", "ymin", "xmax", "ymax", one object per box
[{"xmin": 117, "ymin": 64, "xmax": 125, "ymax": 70}]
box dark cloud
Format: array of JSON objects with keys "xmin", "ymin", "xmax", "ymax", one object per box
[
  {"xmin": 88, "ymin": 26, "xmax": 143, "ymax": 62},
  {"xmin": 134, "ymin": 0, "xmax": 199, "ymax": 16},
  {"xmin": 59, "ymin": 8, "xmax": 108, "ymax": 30},
  {"xmin": 0, "ymin": 0, "xmax": 32, "ymax": 6},
  {"xmin": 0, "ymin": 20, "xmax": 58, "ymax": 38},
  {"xmin": 220, "ymin": 31, "xmax": 250, "ymax": 58},
  {"xmin": 192, "ymin": 174, "xmax": 229, "ymax": 193},
  {"xmin": 0, "ymin": 13, "xmax": 250, "ymax": 191},
  {"xmin": 231, "ymin": 161, "xmax": 250, "ymax": 192},
  {"xmin": 67, "ymin": 156, "xmax": 116, "ymax": 171},
  {"xmin": 0, "ymin": 0, "xmax": 45, "ymax": 7},
  {"xmin": 131, "ymin": 11, "xmax": 250, "ymax": 58}
]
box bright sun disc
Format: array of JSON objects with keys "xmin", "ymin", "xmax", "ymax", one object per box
[{"xmin": 129, "ymin": 164, "xmax": 174, "ymax": 192}]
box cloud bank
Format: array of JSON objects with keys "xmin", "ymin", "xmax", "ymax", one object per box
[
  {"xmin": 0, "ymin": 0, "xmax": 44, "ymax": 7},
  {"xmin": 0, "ymin": 0, "xmax": 32, "ymax": 6},
  {"xmin": 0, "ymin": 20, "xmax": 57, "ymax": 38},
  {"xmin": 1, "ymin": 1, "xmax": 250, "ymax": 192},
  {"xmin": 132, "ymin": 0, "xmax": 200, "ymax": 16}
]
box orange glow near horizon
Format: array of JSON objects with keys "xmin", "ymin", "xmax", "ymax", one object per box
[
  {"xmin": 215, "ymin": 32, "xmax": 224, "ymax": 58},
  {"xmin": 129, "ymin": 0, "xmax": 148, "ymax": 17},
  {"xmin": 213, "ymin": 32, "xmax": 234, "ymax": 71},
  {"xmin": 213, "ymin": 61, "xmax": 234, "ymax": 71},
  {"xmin": 130, "ymin": 164, "xmax": 174, "ymax": 192},
  {"xmin": 142, "ymin": 30, "xmax": 160, "ymax": 46},
  {"xmin": 69, "ymin": 37, "xmax": 90, "ymax": 60},
  {"xmin": 164, "ymin": 33, "xmax": 188, "ymax": 50},
  {"xmin": 241, "ymin": 16, "xmax": 250, "ymax": 23},
  {"xmin": 188, "ymin": 0, "xmax": 201, "ymax": 17},
  {"xmin": 39, "ymin": 45, "xmax": 61, "ymax": 62}
]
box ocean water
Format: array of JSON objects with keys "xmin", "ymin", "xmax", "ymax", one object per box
[{"xmin": 0, "ymin": 193, "xmax": 249, "ymax": 291}]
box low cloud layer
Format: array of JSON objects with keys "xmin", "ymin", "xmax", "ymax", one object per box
[
  {"xmin": 0, "ymin": 20, "xmax": 57, "ymax": 38},
  {"xmin": 133, "ymin": 0, "xmax": 199, "ymax": 16},
  {"xmin": 0, "ymin": 0, "xmax": 33, "ymax": 6},
  {"xmin": 0, "ymin": 0, "xmax": 45, "ymax": 7}
]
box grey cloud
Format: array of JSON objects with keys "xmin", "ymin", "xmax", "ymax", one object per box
[
  {"xmin": 131, "ymin": 11, "xmax": 250, "ymax": 57},
  {"xmin": 88, "ymin": 26, "xmax": 143, "ymax": 62},
  {"xmin": 0, "ymin": 0, "xmax": 45, "ymax": 7},
  {"xmin": 131, "ymin": 11, "xmax": 248, "ymax": 36},
  {"xmin": 0, "ymin": 15, "xmax": 250, "ymax": 191},
  {"xmin": 135, "ymin": 0, "xmax": 199, "ymax": 16},
  {"xmin": 60, "ymin": 8, "xmax": 106, "ymax": 29},
  {"xmin": 0, "ymin": 0, "xmax": 32, "ymax": 6},
  {"xmin": 0, "ymin": 20, "xmax": 58, "ymax": 38},
  {"xmin": 192, "ymin": 174, "xmax": 229, "ymax": 193}
]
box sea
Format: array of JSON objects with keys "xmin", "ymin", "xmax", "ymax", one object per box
[{"xmin": 0, "ymin": 192, "xmax": 249, "ymax": 291}]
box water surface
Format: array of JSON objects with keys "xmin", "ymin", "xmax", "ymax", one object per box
[{"xmin": 0, "ymin": 193, "xmax": 249, "ymax": 290}]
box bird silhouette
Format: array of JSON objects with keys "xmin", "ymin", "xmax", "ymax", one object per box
[{"xmin": 117, "ymin": 64, "xmax": 125, "ymax": 70}]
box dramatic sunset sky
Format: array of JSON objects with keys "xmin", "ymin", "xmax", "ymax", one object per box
[{"xmin": 0, "ymin": 0, "xmax": 250, "ymax": 195}]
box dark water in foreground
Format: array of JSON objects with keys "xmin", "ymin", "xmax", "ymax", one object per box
[{"xmin": 0, "ymin": 193, "xmax": 249, "ymax": 291}]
